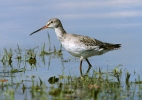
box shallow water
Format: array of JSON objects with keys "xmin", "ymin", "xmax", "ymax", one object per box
[{"xmin": 0, "ymin": 1, "xmax": 142, "ymax": 100}]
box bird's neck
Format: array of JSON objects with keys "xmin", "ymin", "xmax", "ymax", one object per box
[{"xmin": 55, "ymin": 26, "xmax": 66, "ymax": 41}]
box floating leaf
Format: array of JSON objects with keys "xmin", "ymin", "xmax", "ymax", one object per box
[{"xmin": 48, "ymin": 76, "xmax": 59, "ymax": 84}]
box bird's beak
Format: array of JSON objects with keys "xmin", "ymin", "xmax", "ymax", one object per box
[{"xmin": 30, "ymin": 25, "xmax": 48, "ymax": 36}]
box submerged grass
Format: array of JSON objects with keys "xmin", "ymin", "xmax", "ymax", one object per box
[
  {"xmin": 0, "ymin": 34, "xmax": 142, "ymax": 100},
  {"xmin": 0, "ymin": 47, "xmax": 142, "ymax": 100},
  {"xmin": 47, "ymin": 67, "xmax": 142, "ymax": 100}
]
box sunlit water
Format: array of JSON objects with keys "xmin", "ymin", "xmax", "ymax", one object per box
[{"xmin": 0, "ymin": 1, "xmax": 142, "ymax": 99}]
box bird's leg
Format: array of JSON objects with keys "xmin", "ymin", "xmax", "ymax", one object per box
[
  {"xmin": 79, "ymin": 57, "xmax": 84, "ymax": 69},
  {"xmin": 86, "ymin": 58, "xmax": 92, "ymax": 67},
  {"xmin": 86, "ymin": 66, "xmax": 91, "ymax": 74},
  {"xmin": 85, "ymin": 58, "xmax": 92, "ymax": 74},
  {"xmin": 79, "ymin": 59, "xmax": 83, "ymax": 76}
]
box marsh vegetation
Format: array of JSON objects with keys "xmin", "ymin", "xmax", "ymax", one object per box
[{"xmin": 0, "ymin": 34, "xmax": 142, "ymax": 100}]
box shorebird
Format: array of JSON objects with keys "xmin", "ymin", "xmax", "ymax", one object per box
[{"xmin": 30, "ymin": 18, "xmax": 121, "ymax": 71}]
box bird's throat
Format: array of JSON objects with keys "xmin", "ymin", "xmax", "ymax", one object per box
[{"xmin": 55, "ymin": 27, "xmax": 66, "ymax": 41}]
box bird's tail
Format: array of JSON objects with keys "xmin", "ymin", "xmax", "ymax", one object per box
[
  {"xmin": 112, "ymin": 44, "xmax": 121, "ymax": 49},
  {"xmin": 103, "ymin": 43, "xmax": 121, "ymax": 50}
]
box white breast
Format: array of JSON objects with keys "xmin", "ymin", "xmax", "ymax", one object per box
[{"xmin": 61, "ymin": 40, "xmax": 102, "ymax": 59}]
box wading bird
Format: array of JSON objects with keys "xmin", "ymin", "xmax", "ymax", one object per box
[{"xmin": 30, "ymin": 18, "xmax": 121, "ymax": 74}]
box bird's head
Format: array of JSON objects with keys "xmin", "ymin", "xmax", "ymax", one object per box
[{"xmin": 30, "ymin": 18, "xmax": 61, "ymax": 35}]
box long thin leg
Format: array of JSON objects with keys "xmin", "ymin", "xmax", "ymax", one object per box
[
  {"xmin": 86, "ymin": 58, "xmax": 92, "ymax": 67},
  {"xmin": 86, "ymin": 66, "xmax": 91, "ymax": 74},
  {"xmin": 80, "ymin": 59, "xmax": 83, "ymax": 76},
  {"xmin": 80, "ymin": 59, "xmax": 83, "ymax": 70}
]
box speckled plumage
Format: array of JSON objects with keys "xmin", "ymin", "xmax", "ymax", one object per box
[{"xmin": 30, "ymin": 18, "xmax": 121, "ymax": 73}]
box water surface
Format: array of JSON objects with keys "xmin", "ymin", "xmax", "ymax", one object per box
[{"xmin": 0, "ymin": 0, "xmax": 142, "ymax": 99}]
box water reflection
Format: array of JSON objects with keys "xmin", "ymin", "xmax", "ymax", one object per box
[
  {"xmin": 0, "ymin": 46, "xmax": 141, "ymax": 100},
  {"xmin": 0, "ymin": 45, "xmax": 67, "ymax": 99},
  {"xmin": 79, "ymin": 47, "xmax": 121, "ymax": 76}
]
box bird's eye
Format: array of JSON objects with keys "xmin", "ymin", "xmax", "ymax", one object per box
[{"xmin": 50, "ymin": 21, "xmax": 53, "ymax": 23}]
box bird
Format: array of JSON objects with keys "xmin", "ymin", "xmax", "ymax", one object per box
[{"xmin": 30, "ymin": 18, "xmax": 121, "ymax": 71}]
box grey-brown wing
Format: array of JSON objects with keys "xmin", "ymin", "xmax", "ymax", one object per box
[{"xmin": 77, "ymin": 35, "xmax": 103, "ymax": 47}]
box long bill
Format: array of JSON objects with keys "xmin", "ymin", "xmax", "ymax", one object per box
[{"xmin": 30, "ymin": 25, "xmax": 48, "ymax": 36}]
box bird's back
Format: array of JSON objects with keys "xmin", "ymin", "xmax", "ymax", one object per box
[
  {"xmin": 62, "ymin": 33, "xmax": 120, "ymax": 50},
  {"xmin": 60, "ymin": 33, "xmax": 121, "ymax": 58}
]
